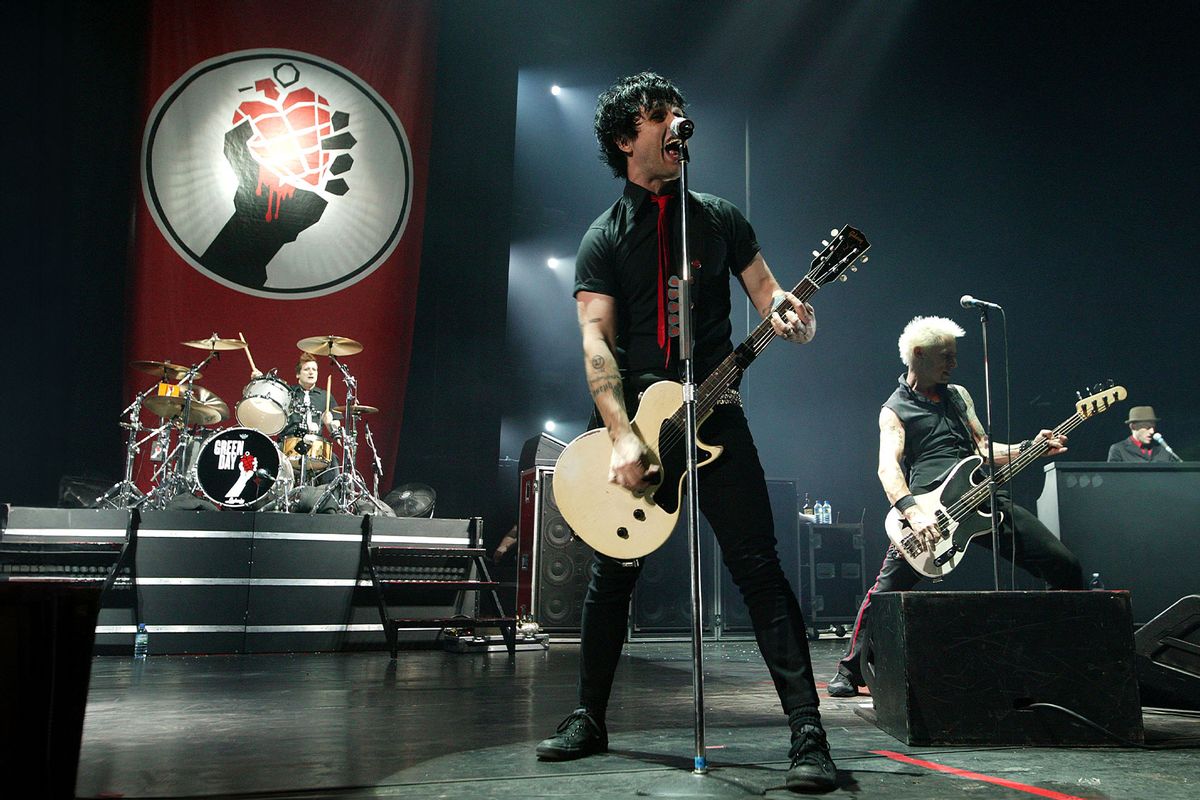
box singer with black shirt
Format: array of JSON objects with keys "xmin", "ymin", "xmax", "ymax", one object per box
[
  {"xmin": 1107, "ymin": 406, "xmax": 1181, "ymax": 462},
  {"xmin": 534, "ymin": 71, "xmax": 836, "ymax": 793}
]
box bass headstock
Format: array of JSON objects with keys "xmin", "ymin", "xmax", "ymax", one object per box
[{"xmin": 1076, "ymin": 381, "xmax": 1127, "ymax": 419}]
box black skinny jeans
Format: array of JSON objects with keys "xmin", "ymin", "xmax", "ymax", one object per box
[
  {"xmin": 577, "ymin": 404, "xmax": 821, "ymax": 718},
  {"xmin": 837, "ymin": 500, "xmax": 1084, "ymax": 684}
]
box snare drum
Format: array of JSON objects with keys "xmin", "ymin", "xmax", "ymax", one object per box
[
  {"xmin": 235, "ymin": 375, "xmax": 292, "ymax": 435},
  {"xmin": 282, "ymin": 434, "xmax": 334, "ymax": 473},
  {"xmin": 193, "ymin": 427, "xmax": 291, "ymax": 509}
]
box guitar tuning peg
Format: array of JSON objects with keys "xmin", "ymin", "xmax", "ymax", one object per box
[
  {"xmin": 812, "ymin": 250, "xmax": 820, "ymax": 258},
  {"xmin": 861, "ymin": 256, "xmax": 869, "ymax": 263},
  {"xmin": 821, "ymin": 240, "xmax": 830, "ymax": 247},
  {"xmin": 838, "ymin": 274, "xmax": 848, "ymax": 282},
  {"xmin": 830, "ymin": 228, "xmax": 839, "ymax": 237},
  {"xmin": 1106, "ymin": 378, "xmax": 1115, "ymax": 387},
  {"xmin": 1075, "ymin": 390, "xmax": 1083, "ymax": 400},
  {"xmin": 850, "ymin": 266, "xmax": 857, "ymax": 272}
]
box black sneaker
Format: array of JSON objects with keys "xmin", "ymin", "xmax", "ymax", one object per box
[
  {"xmin": 536, "ymin": 709, "xmax": 608, "ymax": 761},
  {"xmin": 786, "ymin": 724, "xmax": 837, "ymax": 792},
  {"xmin": 826, "ymin": 672, "xmax": 859, "ymax": 697}
]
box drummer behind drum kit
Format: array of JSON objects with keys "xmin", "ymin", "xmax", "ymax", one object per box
[{"xmin": 98, "ymin": 334, "xmax": 391, "ymax": 515}]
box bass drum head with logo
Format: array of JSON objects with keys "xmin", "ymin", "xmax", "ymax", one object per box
[{"xmin": 193, "ymin": 427, "xmax": 284, "ymax": 509}]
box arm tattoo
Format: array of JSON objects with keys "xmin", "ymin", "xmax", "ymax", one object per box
[
  {"xmin": 589, "ymin": 381, "xmax": 623, "ymax": 401},
  {"xmin": 588, "ymin": 370, "xmax": 624, "ymax": 402},
  {"xmin": 590, "ymin": 355, "xmax": 605, "ymax": 371}
]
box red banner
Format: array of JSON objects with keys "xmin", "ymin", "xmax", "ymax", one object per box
[{"xmin": 128, "ymin": 1, "xmax": 436, "ymax": 498}]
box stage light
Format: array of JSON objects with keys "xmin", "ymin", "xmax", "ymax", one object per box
[
  {"xmin": 546, "ymin": 257, "xmax": 560, "ymax": 269},
  {"xmin": 544, "ymin": 419, "xmax": 557, "ymax": 432},
  {"xmin": 551, "ymin": 84, "xmax": 562, "ymax": 96}
]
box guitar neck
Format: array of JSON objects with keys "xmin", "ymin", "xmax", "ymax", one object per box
[
  {"xmin": 693, "ymin": 276, "xmax": 821, "ymax": 419},
  {"xmin": 949, "ymin": 413, "xmax": 1086, "ymax": 521}
]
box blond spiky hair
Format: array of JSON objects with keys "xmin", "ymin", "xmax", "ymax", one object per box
[{"xmin": 898, "ymin": 316, "xmax": 965, "ymax": 366}]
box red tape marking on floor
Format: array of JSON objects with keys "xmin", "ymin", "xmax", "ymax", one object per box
[{"xmin": 872, "ymin": 750, "xmax": 1090, "ymax": 800}]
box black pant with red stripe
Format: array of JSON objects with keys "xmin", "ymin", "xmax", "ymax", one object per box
[{"xmin": 836, "ymin": 502, "xmax": 1083, "ymax": 685}]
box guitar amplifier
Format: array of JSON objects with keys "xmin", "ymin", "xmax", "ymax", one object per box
[
  {"xmin": 515, "ymin": 466, "xmax": 593, "ymax": 633},
  {"xmin": 799, "ymin": 522, "xmax": 865, "ymax": 634}
]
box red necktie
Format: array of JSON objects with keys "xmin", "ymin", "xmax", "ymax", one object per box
[{"xmin": 650, "ymin": 193, "xmax": 673, "ymax": 368}]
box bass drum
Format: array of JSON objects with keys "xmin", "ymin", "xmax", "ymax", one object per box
[{"xmin": 193, "ymin": 427, "xmax": 292, "ymax": 509}]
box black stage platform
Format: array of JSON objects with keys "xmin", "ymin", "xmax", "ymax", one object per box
[
  {"xmin": 2, "ymin": 507, "xmax": 481, "ymax": 653},
  {"xmin": 74, "ymin": 640, "xmax": 1199, "ymax": 799},
  {"xmin": 6, "ymin": 506, "xmax": 1199, "ymax": 796}
]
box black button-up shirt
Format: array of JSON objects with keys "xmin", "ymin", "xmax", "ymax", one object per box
[{"xmin": 574, "ymin": 180, "xmax": 760, "ymax": 393}]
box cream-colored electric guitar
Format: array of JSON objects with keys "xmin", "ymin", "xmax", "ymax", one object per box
[{"xmin": 554, "ymin": 226, "xmax": 871, "ymax": 559}]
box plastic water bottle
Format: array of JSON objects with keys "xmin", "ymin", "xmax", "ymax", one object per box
[
  {"xmin": 134, "ymin": 623, "xmax": 149, "ymax": 659},
  {"xmin": 1088, "ymin": 572, "xmax": 1105, "ymax": 590},
  {"xmin": 825, "ymin": 501, "xmax": 834, "ymax": 525},
  {"xmin": 816, "ymin": 501, "xmax": 829, "ymax": 525}
]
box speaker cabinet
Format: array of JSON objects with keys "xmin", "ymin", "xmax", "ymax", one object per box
[
  {"xmin": 718, "ymin": 479, "xmax": 799, "ymax": 633},
  {"xmin": 631, "ymin": 508, "xmax": 716, "ymax": 635},
  {"xmin": 1135, "ymin": 594, "xmax": 1200, "ymax": 710},
  {"xmin": 516, "ymin": 467, "xmax": 593, "ymax": 632},
  {"xmin": 866, "ymin": 591, "xmax": 1143, "ymax": 745}
]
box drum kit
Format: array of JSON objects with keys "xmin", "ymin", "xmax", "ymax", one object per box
[{"xmin": 98, "ymin": 333, "xmax": 390, "ymax": 515}]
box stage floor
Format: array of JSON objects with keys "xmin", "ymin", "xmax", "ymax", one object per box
[{"xmin": 76, "ymin": 638, "xmax": 1198, "ymax": 799}]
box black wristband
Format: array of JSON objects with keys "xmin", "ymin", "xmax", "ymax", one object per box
[{"xmin": 894, "ymin": 494, "xmax": 918, "ymax": 513}]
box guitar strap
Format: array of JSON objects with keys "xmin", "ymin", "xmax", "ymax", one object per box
[{"xmin": 943, "ymin": 384, "xmax": 975, "ymax": 448}]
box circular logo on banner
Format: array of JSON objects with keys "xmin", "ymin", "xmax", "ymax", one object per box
[{"xmin": 142, "ymin": 50, "xmax": 413, "ymax": 298}]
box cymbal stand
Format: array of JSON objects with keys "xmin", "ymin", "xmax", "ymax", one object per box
[
  {"xmin": 361, "ymin": 419, "xmax": 384, "ymax": 500},
  {"xmin": 142, "ymin": 352, "xmax": 217, "ymax": 510},
  {"xmin": 310, "ymin": 356, "xmax": 390, "ymax": 515},
  {"xmin": 97, "ymin": 383, "xmax": 159, "ymax": 508}
]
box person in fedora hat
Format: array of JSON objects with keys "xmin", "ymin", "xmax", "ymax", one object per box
[{"xmin": 1107, "ymin": 406, "xmax": 1177, "ymax": 462}]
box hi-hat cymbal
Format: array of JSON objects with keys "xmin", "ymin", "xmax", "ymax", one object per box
[
  {"xmin": 181, "ymin": 335, "xmax": 247, "ymax": 351},
  {"xmin": 143, "ymin": 394, "xmax": 226, "ymax": 426},
  {"xmin": 297, "ymin": 335, "xmax": 363, "ymax": 357},
  {"xmin": 333, "ymin": 404, "xmax": 378, "ymax": 416},
  {"xmin": 131, "ymin": 360, "xmax": 202, "ymax": 381}
]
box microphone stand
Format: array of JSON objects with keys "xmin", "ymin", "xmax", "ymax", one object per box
[
  {"xmin": 974, "ymin": 307, "xmax": 1004, "ymax": 590},
  {"xmin": 674, "ymin": 140, "xmax": 708, "ymax": 775}
]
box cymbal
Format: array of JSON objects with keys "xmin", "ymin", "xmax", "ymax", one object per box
[
  {"xmin": 143, "ymin": 386, "xmax": 228, "ymax": 426},
  {"xmin": 181, "ymin": 335, "xmax": 247, "ymax": 351},
  {"xmin": 333, "ymin": 404, "xmax": 378, "ymax": 416},
  {"xmin": 131, "ymin": 360, "xmax": 201, "ymax": 381},
  {"xmin": 297, "ymin": 335, "xmax": 363, "ymax": 357},
  {"xmin": 191, "ymin": 386, "xmax": 230, "ymax": 420}
]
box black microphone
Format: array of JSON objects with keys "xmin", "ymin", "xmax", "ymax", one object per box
[
  {"xmin": 1152, "ymin": 433, "xmax": 1183, "ymax": 462},
  {"xmin": 669, "ymin": 117, "xmax": 694, "ymax": 141},
  {"xmin": 960, "ymin": 294, "xmax": 1003, "ymax": 310}
]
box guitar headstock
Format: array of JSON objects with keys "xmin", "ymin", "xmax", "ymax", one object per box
[
  {"xmin": 809, "ymin": 225, "xmax": 870, "ymax": 287},
  {"xmin": 1075, "ymin": 381, "xmax": 1127, "ymax": 419}
]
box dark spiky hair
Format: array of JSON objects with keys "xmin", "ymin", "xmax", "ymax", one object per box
[{"xmin": 594, "ymin": 71, "xmax": 686, "ymax": 179}]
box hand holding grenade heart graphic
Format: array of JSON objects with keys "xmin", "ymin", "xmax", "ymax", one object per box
[{"xmin": 201, "ymin": 62, "xmax": 356, "ymax": 290}]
